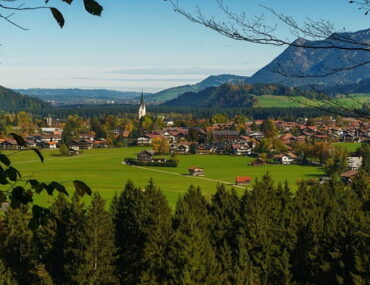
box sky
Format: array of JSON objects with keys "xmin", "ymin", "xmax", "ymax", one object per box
[{"xmin": 0, "ymin": 0, "xmax": 369, "ymax": 92}]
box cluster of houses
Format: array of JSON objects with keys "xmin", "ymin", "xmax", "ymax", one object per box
[
  {"xmin": 0, "ymin": 128, "xmax": 110, "ymax": 151},
  {"xmin": 135, "ymin": 118, "xmax": 369, "ymax": 166}
]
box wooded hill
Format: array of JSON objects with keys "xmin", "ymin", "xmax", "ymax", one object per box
[
  {"xmin": 163, "ymin": 83, "xmax": 320, "ymax": 108},
  {"xmin": 0, "ymin": 86, "xmax": 50, "ymax": 112}
]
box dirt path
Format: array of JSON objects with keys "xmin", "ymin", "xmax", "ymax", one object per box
[{"xmin": 130, "ymin": 165, "xmax": 245, "ymax": 189}]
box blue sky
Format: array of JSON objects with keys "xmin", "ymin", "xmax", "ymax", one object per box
[{"xmin": 0, "ymin": 0, "xmax": 369, "ymax": 92}]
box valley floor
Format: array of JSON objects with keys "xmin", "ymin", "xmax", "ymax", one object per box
[{"xmin": 4, "ymin": 147, "xmax": 333, "ymax": 207}]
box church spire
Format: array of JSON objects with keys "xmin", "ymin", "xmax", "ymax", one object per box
[
  {"xmin": 138, "ymin": 91, "xmax": 146, "ymax": 119},
  {"xmin": 140, "ymin": 91, "xmax": 144, "ymax": 105}
]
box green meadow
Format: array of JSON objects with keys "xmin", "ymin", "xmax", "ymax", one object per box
[
  {"xmin": 254, "ymin": 93, "xmax": 370, "ymax": 108},
  {"xmin": 4, "ymin": 147, "xmax": 325, "ymax": 207}
]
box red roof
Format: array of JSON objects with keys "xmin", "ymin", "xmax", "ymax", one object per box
[{"xmin": 236, "ymin": 176, "xmax": 252, "ymax": 183}]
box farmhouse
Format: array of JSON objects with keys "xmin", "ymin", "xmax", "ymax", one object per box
[
  {"xmin": 137, "ymin": 150, "xmax": 156, "ymax": 162},
  {"xmin": 235, "ymin": 176, "xmax": 252, "ymax": 185},
  {"xmin": 273, "ymin": 152, "xmax": 298, "ymax": 165},
  {"xmin": 0, "ymin": 139, "xmax": 18, "ymax": 150},
  {"xmin": 188, "ymin": 166, "xmax": 205, "ymax": 176}
]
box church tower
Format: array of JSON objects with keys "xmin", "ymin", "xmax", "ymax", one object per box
[{"xmin": 138, "ymin": 92, "xmax": 146, "ymax": 119}]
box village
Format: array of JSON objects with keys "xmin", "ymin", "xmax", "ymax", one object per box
[{"xmin": 1, "ymin": 111, "xmax": 368, "ymax": 186}]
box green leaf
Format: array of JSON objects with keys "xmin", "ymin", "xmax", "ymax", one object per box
[
  {"xmin": 11, "ymin": 186, "xmax": 25, "ymax": 199},
  {"xmin": 0, "ymin": 167, "xmax": 8, "ymax": 185},
  {"xmin": 73, "ymin": 180, "xmax": 92, "ymax": 196},
  {"xmin": 51, "ymin": 181, "xmax": 68, "ymax": 196},
  {"xmin": 29, "ymin": 217, "xmax": 40, "ymax": 231},
  {"xmin": 8, "ymin": 133, "xmax": 27, "ymax": 147},
  {"xmin": 83, "ymin": 0, "xmax": 103, "ymax": 16},
  {"xmin": 31, "ymin": 148, "xmax": 44, "ymax": 163},
  {"xmin": 32, "ymin": 205, "xmax": 44, "ymax": 217},
  {"xmin": 6, "ymin": 167, "xmax": 19, "ymax": 181},
  {"xmin": 0, "ymin": 154, "xmax": 11, "ymax": 167},
  {"xmin": 50, "ymin": 7, "xmax": 65, "ymax": 28}
]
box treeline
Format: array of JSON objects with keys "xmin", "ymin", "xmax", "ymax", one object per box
[
  {"xmin": 37, "ymin": 105, "xmax": 332, "ymax": 120},
  {"xmin": 1, "ymin": 173, "xmax": 370, "ymax": 285}
]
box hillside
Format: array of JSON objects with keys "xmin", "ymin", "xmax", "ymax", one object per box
[
  {"xmin": 0, "ymin": 86, "xmax": 50, "ymax": 112},
  {"xmin": 163, "ymin": 82, "xmax": 370, "ymax": 108},
  {"xmin": 323, "ymin": 78, "xmax": 370, "ymax": 94},
  {"xmin": 16, "ymin": 88, "xmax": 148, "ymax": 105},
  {"xmin": 247, "ymin": 29, "xmax": 370, "ymax": 87},
  {"xmin": 162, "ymin": 83, "xmax": 309, "ymax": 108},
  {"xmin": 148, "ymin": 74, "xmax": 248, "ymax": 103}
]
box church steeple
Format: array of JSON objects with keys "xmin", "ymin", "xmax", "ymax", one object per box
[{"xmin": 138, "ymin": 91, "xmax": 146, "ymax": 119}]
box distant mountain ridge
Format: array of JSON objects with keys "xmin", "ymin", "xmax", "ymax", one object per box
[
  {"xmin": 248, "ymin": 29, "xmax": 370, "ymax": 87},
  {"xmin": 0, "ymin": 86, "xmax": 50, "ymax": 112},
  {"xmin": 16, "ymin": 88, "xmax": 148, "ymax": 105}
]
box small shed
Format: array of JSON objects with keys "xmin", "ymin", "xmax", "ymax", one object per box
[
  {"xmin": 235, "ymin": 176, "xmax": 252, "ymax": 185},
  {"xmin": 251, "ymin": 158, "xmax": 266, "ymax": 167},
  {"xmin": 188, "ymin": 166, "xmax": 205, "ymax": 176},
  {"xmin": 340, "ymin": 170, "xmax": 359, "ymax": 183}
]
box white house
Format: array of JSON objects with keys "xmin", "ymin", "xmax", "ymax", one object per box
[{"xmin": 347, "ymin": 157, "xmax": 363, "ymax": 170}]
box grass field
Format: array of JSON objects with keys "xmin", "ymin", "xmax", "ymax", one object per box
[
  {"xmin": 334, "ymin": 142, "xmax": 362, "ymax": 152},
  {"xmin": 254, "ymin": 93, "xmax": 370, "ymax": 108},
  {"xmin": 5, "ymin": 148, "xmax": 324, "ymax": 208}
]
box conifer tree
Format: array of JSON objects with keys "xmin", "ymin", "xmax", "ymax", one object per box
[
  {"xmin": 209, "ymin": 184, "xmax": 250, "ymax": 284},
  {"xmin": 166, "ymin": 185, "xmax": 221, "ymax": 285},
  {"xmin": 37, "ymin": 193, "xmax": 89, "ymax": 284},
  {"xmin": 139, "ymin": 179, "xmax": 173, "ymax": 284},
  {"xmin": 111, "ymin": 180, "xmax": 148, "ymax": 284},
  {"xmin": 0, "ymin": 207, "xmax": 43, "ymax": 284},
  {"xmin": 62, "ymin": 193, "xmax": 89, "ymax": 284},
  {"xmin": 85, "ymin": 192, "xmax": 118, "ymax": 284},
  {"xmin": 240, "ymin": 173, "xmax": 295, "ymax": 285}
]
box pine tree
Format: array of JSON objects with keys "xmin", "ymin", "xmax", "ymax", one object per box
[
  {"xmin": 139, "ymin": 179, "xmax": 173, "ymax": 284},
  {"xmin": 85, "ymin": 192, "xmax": 118, "ymax": 284},
  {"xmin": 240, "ymin": 173, "xmax": 295, "ymax": 285},
  {"xmin": 209, "ymin": 184, "xmax": 251, "ymax": 284},
  {"xmin": 166, "ymin": 185, "xmax": 221, "ymax": 285},
  {"xmin": 62, "ymin": 193, "xmax": 89, "ymax": 284},
  {"xmin": 0, "ymin": 207, "xmax": 43, "ymax": 284},
  {"xmin": 37, "ymin": 193, "xmax": 89, "ymax": 284},
  {"xmin": 111, "ymin": 180, "xmax": 148, "ymax": 284}
]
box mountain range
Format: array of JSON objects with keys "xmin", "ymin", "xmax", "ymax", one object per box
[{"xmin": 16, "ymin": 89, "xmax": 146, "ymax": 105}]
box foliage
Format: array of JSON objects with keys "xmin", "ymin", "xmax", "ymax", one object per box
[
  {"xmin": 151, "ymin": 137, "xmax": 170, "ymax": 154},
  {"xmin": 1, "ymin": 175, "xmax": 369, "ymax": 284},
  {"xmin": 0, "ymin": 134, "xmax": 92, "ymax": 230}
]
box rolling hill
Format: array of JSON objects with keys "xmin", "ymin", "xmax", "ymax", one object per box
[
  {"xmin": 147, "ymin": 74, "xmax": 248, "ymax": 103},
  {"xmin": 162, "ymin": 83, "xmax": 310, "ymax": 108},
  {"xmin": 16, "ymin": 88, "xmax": 148, "ymax": 105}
]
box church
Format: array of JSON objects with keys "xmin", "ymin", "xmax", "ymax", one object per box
[{"xmin": 138, "ymin": 92, "xmax": 146, "ymax": 119}]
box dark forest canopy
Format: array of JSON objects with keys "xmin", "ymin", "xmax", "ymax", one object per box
[
  {"xmin": 0, "ymin": 86, "xmax": 50, "ymax": 113},
  {"xmin": 38, "ymin": 104, "xmax": 333, "ymax": 120},
  {"xmin": 1, "ymin": 173, "xmax": 369, "ymax": 284}
]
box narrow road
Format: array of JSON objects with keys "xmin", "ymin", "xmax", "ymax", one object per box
[{"xmin": 130, "ymin": 165, "xmax": 245, "ymax": 189}]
